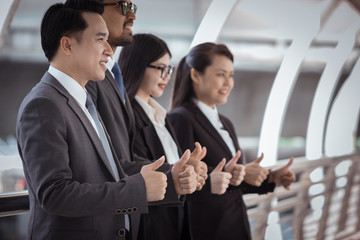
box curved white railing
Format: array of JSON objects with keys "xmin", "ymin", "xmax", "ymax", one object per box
[{"xmin": 245, "ymin": 153, "xmax": 360, "ymax": 240}]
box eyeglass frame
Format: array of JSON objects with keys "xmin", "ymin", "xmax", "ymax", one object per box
[
  {"xmin": 147, "ymin": 65, "xmax": 174, "ymax": 79},
  {"xmin": 101, "ymin": 1, "xmax": 137, "ymax": 16}
]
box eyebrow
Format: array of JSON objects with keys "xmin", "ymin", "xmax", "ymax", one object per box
[
  {"xmin": 216, "ymin": 68, "xmax": 234, "ymax": 73},
  {"xmin": 96, "ymin": 32, "xmax": 108, "ymax": 37}
]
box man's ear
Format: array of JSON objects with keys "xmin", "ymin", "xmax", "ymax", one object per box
[
  {"xmin": 59, "ymin": 36, "xmax": 73, "ymax": 56},
  {"xmin": 190, "ymin": 68, "xmax": 201, "ymax": 85}
]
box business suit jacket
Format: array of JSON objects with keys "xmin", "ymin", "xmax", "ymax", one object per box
[
  {"xmin": 131, "ymin": 99, "xmax": 185, "ymax": 240},
  {"xmin": 168, "ymin": 102, "xmax": 275, "ymax": 240},
  {"xmin": 16, "ymin": 72, "xmax": 147, "ymax": 240},
  {"xmin": 85, "ymin": 72, "xmax": 182, "ymax": 206}
]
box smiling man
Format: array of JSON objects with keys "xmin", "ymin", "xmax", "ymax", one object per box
[
  {"xmin": 85, "ymin": 1, "xmax": 207, "ymax": 238},
  {"xmin": 86, "ymin": 0, "xmax": 207, "ymax": 195},
  {"xmin": 16, "ymin": 0, "xmax": 170, "ymax": 239}
]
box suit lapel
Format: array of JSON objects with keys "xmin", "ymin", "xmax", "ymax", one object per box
[
  {"xmin": 219, "ymin": 115, "xmax": 240, "ymax": 150},
  {"xmin": 132, "ymin": 101, "xmax": 165, "ymax": 160},
  {"xmin": 189, "ymin": 103, "xmax": 234, "ymax": 158},
  {"xmin": 106, "ymin": 70, "xmax": 126, "ymax": 106},
  {"xmin": 105, "ymin": 70, "xmax": 135, "ymax": 133},
  {"xmin": 165, "ymin": 117, "xmax": 183, "ymax": 156},
  {"xmin": 42, "ymin": 73, "xmax": 118, "ymax": 180}
]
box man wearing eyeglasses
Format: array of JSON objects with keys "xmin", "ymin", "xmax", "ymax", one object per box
[{"xmin": 86, "ymin": 1, "xmax": 208, "ymax": 239}]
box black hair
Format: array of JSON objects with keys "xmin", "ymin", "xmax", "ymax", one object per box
[
  {"xmin": 171, "ymin": 42, "xmax": 233, "ymax": 109},
  {"xmin": 40, "ymin": 0, "xmax": 104, "ymax": 61},
  {"xmin": 119, "ymin": 33, "xmax": 171, "ymax": 100}
]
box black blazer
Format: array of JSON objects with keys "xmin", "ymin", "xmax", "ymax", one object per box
[
  {"xmin": 168, "ymin": 102, "xmax": 275, "ymax": 240},
  {"xmin": 131, "ymin": 99, "xmax": 185, "ymax": 240},
  {"xmin": 16, "ymin": 72, "xmax": 148, "ymax": 240}
]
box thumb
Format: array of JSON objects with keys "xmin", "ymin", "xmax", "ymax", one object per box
[
  {"xmin": 254, "ymin": 152, "xmax": 264, "ymax": 164},
  {"xmin": 146, "ymin": 156, "xmax": 165, "ymax": 171},
  {"xmin": 176, "ymin": 149, "xmax": 191, "ymax": 169},
  {"xmin": 283, "ymin": 157, "xmax": 294, "ymax": 170},
  {"xmin": 191, "ymin": 142, "xmax": 201, "ymax": 157},
  {"xmin": 228, "ymin": 150, "xmax": 241, "ymax": 167},
  {"xmin": 213, "ymin": 158, "xmax": 226, "ymax": 173},
  {"xmin": 199, "ymin": 146, "xmax": 207, "ymax": 160}
]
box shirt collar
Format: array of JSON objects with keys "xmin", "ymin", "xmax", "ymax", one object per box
[
  {"xmin": 48, "ymin": 65, "xmax": 87, "ymax": 108},
  {"xmin": 135, "ymin": 96, "xmax": 167, "ymax": 125},
  {"xmin": 106, "ymin": 56, "xmax": 115, "ymax": 78},
  {"xmin": 194, "ymin": 98, "xmax": 219, "ymax": 124}
]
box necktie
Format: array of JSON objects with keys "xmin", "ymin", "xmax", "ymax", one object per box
[
  {"xmin": 111, "ymin": 62, "xmax": 125, "ymax": 103},
  {"xmin": 85, "ymin": 93, "xmax": 120, "ymax": 181},
  {"xmin": 86, "ymin": 93, "xmax": 129, "ymax": 231}
]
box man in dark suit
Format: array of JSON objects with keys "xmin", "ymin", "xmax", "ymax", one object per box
[
  {"xmin": 16, "ymin": 1, "xmax": 177, "ymax": 239},
  {"xmin": 86, "ymin": 0, "xmax": 207, "ymax": 194}
]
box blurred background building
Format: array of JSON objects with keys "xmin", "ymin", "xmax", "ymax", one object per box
[{"xmin": 0, "ymin": 0, "xmax": 359, "ymax": 239}]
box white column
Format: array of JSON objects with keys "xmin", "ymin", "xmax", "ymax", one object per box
[
  {"xmin": 0, "ymin": 0, "xmax": 20, "ymax": 49},
  {"xmin": 325, "ymin": 36, "xmax": 360, "ymax": 156},
  {"xmin": 306, "ymin": 28, "xmax": 356, "ymax": 160},
  {"xmin": 190, "ymin": 0, "xmax": 237, "ymax": 48}
]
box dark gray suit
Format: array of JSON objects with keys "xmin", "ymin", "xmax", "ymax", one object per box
[
  {"xmin": 85, "ymin": 71, "xmax": 182, "ymax": 209},
  {"xmin": 17, "ymin": 72, "xmax": 147, "ymax": 240}
]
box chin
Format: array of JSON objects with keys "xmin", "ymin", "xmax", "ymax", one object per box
[
  {"xmin": 93, "ymin": 73, "xmax": 106, "ymax": 82},
  {"xmin": 153, "ymin": 92, "xmax": 163, "ymax": 98}
]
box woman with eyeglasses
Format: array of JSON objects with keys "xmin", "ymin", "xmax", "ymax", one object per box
[
  {"xmin": 168, "ymin": 42, "xmax": 296, "ymax": 240},
  {"xmin": 119, "ymin": 33, "xmax": 208, "ymax": 240}
]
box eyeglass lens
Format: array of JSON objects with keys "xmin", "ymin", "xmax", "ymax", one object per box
[
  {"xmin": 161, "ymin": 66, "xmax": 173, "ymax": 78},
  {"xmin": 121, "ymin": 2, "xmax": 137, "ymax": 15}
]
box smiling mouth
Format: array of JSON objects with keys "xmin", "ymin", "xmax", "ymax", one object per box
[
  {"xmin": 219, "ymin": 89, "xmax": 229, "ymax": 95},
  {"xmin": 123, "ymin": 21, "xmax": 133, "ymax": 31},
  {"xmin": 158, "ymin": 83, "xmax": 167, "ymax": 90}
]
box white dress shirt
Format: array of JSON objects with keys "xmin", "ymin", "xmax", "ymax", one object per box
[
  {"xmin": 105, "ymin": 56, "xmax": 115, "ymax": 78},
  {"xmin": 48, "ymin": 66, "xmax": 99, "ymax": 136},
  {"xmin": 194, "ymin": 99, "xmax": 236, "ymax": 157},
  {"xmin": 135, "ymin": 96, "xmax": 180, "ymax": 164}
]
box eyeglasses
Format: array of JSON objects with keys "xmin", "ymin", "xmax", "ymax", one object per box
[
  {"xmin": 102, "ymin": 1, "xmax": 137, "ymax": 16},
  {"xmin": 147, "ymin": 65, "xmax": 174, "ymax": 79}
]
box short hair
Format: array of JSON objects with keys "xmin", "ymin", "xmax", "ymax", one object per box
[
  {"xmin": 41, "ymin": 0, "xmax": 104, "ymax": 61},
  {"xmin": 171, "ymin": 42, "xmax": 233, "ymax": 109},
  {"xmin": 119, "ymin": 33, "xmax": 172, "ymax": 100}
]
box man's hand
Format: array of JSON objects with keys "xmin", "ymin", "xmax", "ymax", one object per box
[
  {"xmin": 172, "ymin": 150, "xmax": 198, "ymax": 195},
  {"xmin": 268, "ymin": 157, "xmax": 296, "ymax": 190},
  {"xmin": 244, "ymin": 153, "xmax": 269, "ymax": 186},
  {"xmin": 210, "ymin": 159, "xmax": 232, "ymax": 195},
  {"xmin": 187, "ymin": 142, "xmax": 208, "ymax": 190},
  {"xmin": 224, "ymin": 151, "xmax": 246, "ymax": 186},
  {"xmin": 140, "ymin": 157, "xmax": 167, "ymax": 202}
]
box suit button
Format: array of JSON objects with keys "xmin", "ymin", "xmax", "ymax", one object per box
[
  {"xmin": 127, "ymin": 208, "xmax": 132, "ymax": 213},
  {"xmin": 118, "ymin": 229, "xmax": 126, "ymax": 237},
  {"xmin": 115, "ymin": 209, "xmax": 122, "ymax": 214},
  {"xmin": 121, "ymin": 209, "xmax": 127, "ymax": 214},
  {"xmin": 132, "ymin": 207, "xmax": 138, "ymax": 212}
]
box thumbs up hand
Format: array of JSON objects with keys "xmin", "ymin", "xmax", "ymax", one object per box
[
  {"xmin": 210, "ymin": 159, "xmax": 232, "ymax": 195},
  {"xmin": 268, "ymin": 157, "xmax": 296, "ymax": 190},
  {"xmin": 172, "ymin": 150, "xmax": 198, "ymax": 195},
  {"xmin": 187, "ymin": 142, "xmax": 208, "ymax": 190},
  {"xmin": 244, "ymin": 153, "xmax": 269, "ymax": 186},
  {"xmin": 140, "ymin": 156, "xmax": 167, "ymax": 202},
  {"xmin": 224, "ymin": 151, "xmax": 246, "ymax": 186}
]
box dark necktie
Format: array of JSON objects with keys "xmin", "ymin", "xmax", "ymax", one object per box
[
  {"xmin": 111, "ymin": 62, "xmax": 125, "ymax": 103},
  {"xmin": 85, "ymin": 93, "xmax": 120, "ymax": 181}
]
